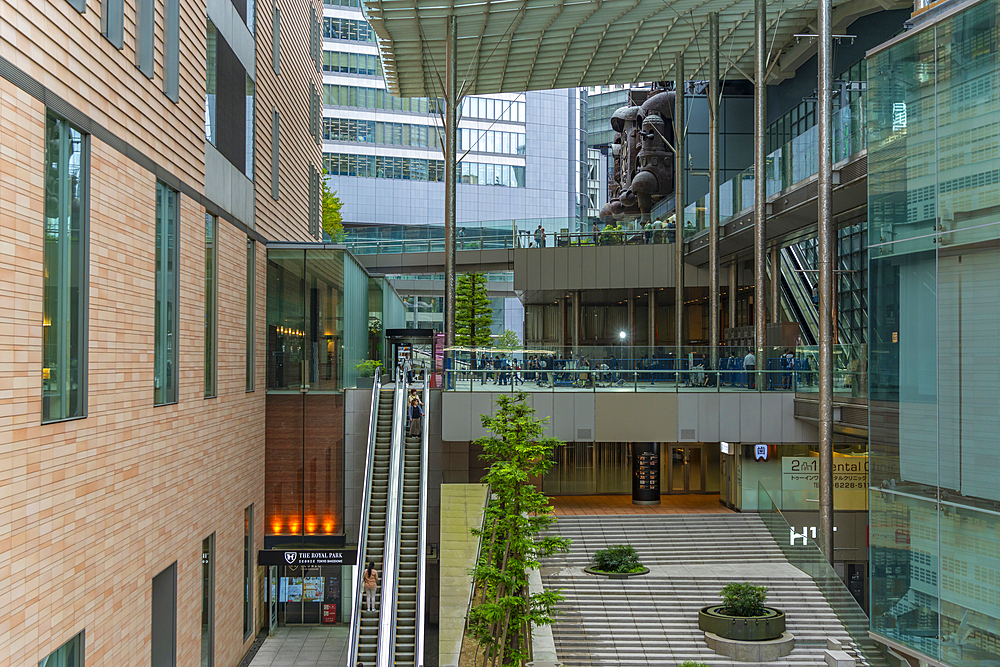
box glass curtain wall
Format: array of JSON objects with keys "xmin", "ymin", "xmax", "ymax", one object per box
[
  {"xmin": 42, "ymin": 114, "xmax": 88, "ymax": 422},
  {"xmin": 868, "ymin": 2, "xmax": 1000, "ymax": 664}
]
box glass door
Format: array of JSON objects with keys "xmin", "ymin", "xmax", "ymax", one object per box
[{"xmin": 666, "ymin": 445, "xmax": 705, "ymax": 493}]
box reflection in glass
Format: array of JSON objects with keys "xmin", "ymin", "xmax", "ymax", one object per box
[
  {"xmin": 154, "ymin": 182, "xmax": 179, "ymax": 406},
  {"xmin": 205, "ymin": 215, "xmax": 218, "ymax": 398},
  {"xmin": 43, "ymin": 115, "xmax": 88, "ymax": 422}
]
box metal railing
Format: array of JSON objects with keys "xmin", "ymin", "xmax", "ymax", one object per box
[
  {"xmin": 348, "ymin": 372, "xmax": 382, "ymax": 667},
  {"xmin": 378, "ymin": 375, "xmax": 408, "ymax": 667},
  {"xmin": 415, "ymin": 364, "xmax": 430, "ymax": 667}
]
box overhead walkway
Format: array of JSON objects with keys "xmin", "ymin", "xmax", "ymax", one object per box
[{"xmin": 348, "ymin": 373, "xmax": 429, "ymax": 667}]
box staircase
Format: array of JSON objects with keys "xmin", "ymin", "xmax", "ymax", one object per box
[
  {"xmin": 543, "ymin": 514, "xmax": 888, "ymax": 667},
  {"xmin": 392, "ymin": 428, "xmax": 423, "ymax": 666},
  {"xmin": 354, "ymin": 386, "xmax": 394, "ymax": 666}
]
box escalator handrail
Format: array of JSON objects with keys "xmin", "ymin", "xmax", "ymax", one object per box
[
  {"xmin": 348, "ymin": 373, "xmax": 382, "ymax": 667},
  {"xmin": 378, "ymin": 375, "xmax": 408, "ymax": 667},
  {"xmin": 415, "ymin": 364, "xmax": 430, "ymax": 667}
]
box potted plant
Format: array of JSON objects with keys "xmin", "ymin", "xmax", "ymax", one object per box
[
  {"xmin": 583, "ymin": 544, "xmax": 649, "ymax": 578},
  {"xmin": 355, "ymin": 360, "xmax": 383, "ymax": 388},
  {"xmin": 698, "ymin": 582, "xmax": 785, "ymax": 641}
]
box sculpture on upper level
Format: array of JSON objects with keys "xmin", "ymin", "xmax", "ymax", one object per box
[{"xmin": 601, "ymin": 86, "xmax": 676, "ymax": 223}]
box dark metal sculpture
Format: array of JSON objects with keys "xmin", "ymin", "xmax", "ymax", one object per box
[{"xmin": 601, "ymin": 86, "xmax": 676, "ymax": 222}]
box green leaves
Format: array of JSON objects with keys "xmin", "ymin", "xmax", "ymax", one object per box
[
  {"xmin": 592, "ymin": 544, "xmax": 643, "ymax": 573},
  {"xmin": 456, "ymin": 273, "xmax": 493, "ymax": 349},
  {"xmin": 719, "ymin": 582, "xmax": 769, "ymax": 617}
]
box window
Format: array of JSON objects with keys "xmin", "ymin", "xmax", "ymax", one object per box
[
  {"xmin": 246, "ymin": 239, "xmax": 255, "ymax": 392},
  {"xmin": 39, "ymin": 631, "xmax": 84, "ymax": 667},
  {"xmin": 65, "ymin": 0, "xmax": 85, "ymax": 12},
  {"xmin": 154, "ymin": 182, "xmax": 179, "ymax": 406},
  {"xmin": 101, "ymin": 0, "xmax": 124, "ymax": 48},
  {"xmin": 136, "ymin": 0, "xmax": 154, "ymax": 78},
  {"xmin": 163, "ymin": 0, "xmax": 180, "ymax": 101},
  {"xmin": 151, "ymin": 563, "xmax": 177, "ymax": 667},
  {"xmin": 204, "ymin": 215, "xmax": 218, "ymax": 398},
  {"xmin": 270, "ymin": 110, "xmax": 279, "ymax": 199},
  {"xmin": 201, "ymin": 535, "xmax": 215, "ymax": 667},
  {"xmin": 206, "ymin": 21, "xmax": 217, "ymax": 144},
  {"xmin": 271, "ymin": 4, "xmax": 279, "ymax": 74},
  {"xmin": 309, "ymin": 166, "xmax": 320, "ymax": 238},
  {"xmin": 43, "ymin": 114, "xmax": 89, "ymax": 424},
  {"xmin": 243, "ymin": 505, "xmax": 254, "ymax": 639},
  {"xmin": 245, "ymin": 75, "xmax": 255, "ymax": 178}
]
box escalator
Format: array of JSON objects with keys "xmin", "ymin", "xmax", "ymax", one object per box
[
  {"xmin": 349, "ymin": 375, "xmax": 394, "ymax": 666},
  {"xmin": 348, "ymin": 372, "xmax": 429, "ymax": 667},
  {"xmin": 778, "ymin": 245, "xmax": 819, "ymax": 345}
]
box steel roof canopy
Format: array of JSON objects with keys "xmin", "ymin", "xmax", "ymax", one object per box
[{"xmin": 362, "ymin": 0, "xmax": 818, "ymax": 97}]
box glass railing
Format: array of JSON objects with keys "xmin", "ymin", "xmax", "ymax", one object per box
[
  {"xmin": 793, "ymin": 344, "xmax": 867, "ymax": 399},
  {"xmin": 440, "ymin": 345, "xmax": 862, "ymax": 393},
  {"xmin": 757, "ymin": 482, "xmax": 881, "ymax": 666},
  {"xmin": 689, "ymin": 99, "xmax": 868, "ymax": 236}
]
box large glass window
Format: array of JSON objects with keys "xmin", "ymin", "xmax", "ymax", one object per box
[
  {"xmin": 246, "ymin": 239, "xmax": 256, "ymax": 392},
  {"xmin": 205, "ymin": 21, "xmax": 217, "ymax": 144},
  {"xmin": 163, "ymin": 0, "xmax": 180, "ymax": 101},
  {"xmin": 154, "ymin": 182, "xmax": 179, "ymax": 406},
  {"xmin": 244, "ymin": 505, "xmax": 254, "ymax": 639},
  {"xmin": 43, "ymin": 114, "xmax": 88, "ymax": 423},
  {"xmin": 101, "ymin": 0, "xmax": 125, "ymax": 48},
  {"xmin": 205, "ymin": 215, "xmax": 218, "ymax": 398},
  {"xmin": 152, "ymin": 563, "xmax": 177, "ymax": 667},
  {"xmin": 201, "ymin": 535, "xmax": 215, "ymax": 667},
  {"xmin": 39, "ymin": 631, "xmax": 84, "ymax": 667},
  {"xmin": 135, "ymin": 0, "xmax": 154, "ymax": 78}
]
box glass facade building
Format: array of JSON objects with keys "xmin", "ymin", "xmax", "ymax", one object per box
[{"xmin": 868, "ymin": 2, "xmax": 1000, "ymax": 664}]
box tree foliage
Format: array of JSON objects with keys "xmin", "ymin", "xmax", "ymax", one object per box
[
  {"xmin": 456, "ymin": 273, "xmax": 493, "ymax": 349},
  {"xmin": 321, "ymin": 170, "xmax": 344, "ymax": 240},
  {"xmin": 496, "ymin": 328, "xmax": 520, "ymax": 351},
  {"xmin": 467, "ymin": 392, "xmax": 570, "ymax": 667}
]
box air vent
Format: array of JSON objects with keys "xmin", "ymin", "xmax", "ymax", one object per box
[
  {"xmin": 680, "ymin": 429, "xmax": 696, "ymax": 440},
  {"xmin": 576, "ymin": 428, "xmax": 592, "ymax": 440}
]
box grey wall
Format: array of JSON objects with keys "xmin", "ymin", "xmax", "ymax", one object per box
[
  {"xmin": 441, "ymin": 391, "xmax": 816, "ymax": 444},
  {"xmin": 513, "ymin": 244, "xmax": 711, "ymax": 294}
]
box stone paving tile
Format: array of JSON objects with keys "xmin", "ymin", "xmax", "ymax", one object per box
[
  {"xmin": 248, "ymin": 627, "xmax": 348, "ymax": 667},
  {"xmin": 550, "ymin": 493, "xmax": 733, "ymax": 516}
]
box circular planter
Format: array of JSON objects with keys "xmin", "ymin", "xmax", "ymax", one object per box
[
  {"xmin": 583, "ymin": 566, "xmax": 650, "ymax": 579},
  {"xmin": 698, "ymin": 605, "xmax": 786, "ymax": 641}
]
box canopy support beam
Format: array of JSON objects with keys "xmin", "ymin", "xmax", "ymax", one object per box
[
  {"xmin": 444, "ymin": 15, "xmax": 458, "ymax": 356},
  {"xmin": 753, "ymin": 0, "xmax": 767, "ymax": 391},
  {"xmin": 709, "ymin": 12, "xmax": 720, "ymax": 372},
  {"xmin": 675, "ymin": 52, "xmax": 685, "ymax": 358}
]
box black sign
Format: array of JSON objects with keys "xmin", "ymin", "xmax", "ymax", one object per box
[{"xmin": 258, "ymin": 549, "xmax": 358, "ymax": 567}]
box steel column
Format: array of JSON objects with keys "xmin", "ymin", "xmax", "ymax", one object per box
[
  {"xmin": 729, "ymin": 262, "xmax": 737, "ymax": 330},
  {"xmin": 709, "ymin": 13, "xmax": 720, "ymax": 371},
  {"xmin": 675, "ymin": 52, "xmax": 685, "ymax": 356},
  {"xmin": 753, "ymin": 0, "xmax": 767, "ymax": 389},
  {"xmin": 444, "ymin": 16, "xmax": 458, "ymax": 351},
  {"xmin": 771, "ymin": 245, "xmax": 780, "ymax": 323},
  {"xmin": 817, "ymin": 0, "xmax": 835, "ymax": 564},
  {"xmin": 648, "ymin": 291, "xmax": 656, "ymax": 348},
  {"xmin": 572, "ymin": 291, "xmax": 581, "ymax": 351},
  {"xmin": 628, "ymin": 289, "xmax": 636, "ymax": 349}
]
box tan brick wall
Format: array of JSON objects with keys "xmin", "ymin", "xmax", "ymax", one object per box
[{"xmin": 0, "ymin": 76, "xmax": 266, "ymax": 666}]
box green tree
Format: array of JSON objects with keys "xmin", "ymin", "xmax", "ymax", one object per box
[
  {"xmin": 496, "ymin": 328, "xmax": 520, "ymax": 351},
  {"xmin": 467, "ymin": 392, "xmax": 570, "ymax": 667},
  {"xmin": 456, "ymin": 273, "xmax": 493, "ymax": 350},
  {"xmin": 321, "ymin": 170, "xmax": 344, "ymax": 239}
]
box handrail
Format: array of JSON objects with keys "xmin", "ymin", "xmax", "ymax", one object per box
[
  {"xmin": 415, "ymin": 364, "xmax": 430, "ymax": 666},
  {"xmin": 378, "ymin": 374, "xmax": 408, "ymax": 667},
  {"xmin": 348, "ymin": 372, "xmax": 382, "ymax": 667}
]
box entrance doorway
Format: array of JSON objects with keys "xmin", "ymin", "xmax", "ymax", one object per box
[
  {"xmin": 274, "ymin": 565, "xmax": 343, "ymax": 626},
  {"xmin": 666, "ymin": 445, "xmax": 705, "ymax": 493}
]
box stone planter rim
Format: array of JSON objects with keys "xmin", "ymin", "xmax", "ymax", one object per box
[
  {"xmin": 583, "ymin": 566, "xmax": 650, "ymax": 579},
  {"xmin": 698, "ymin": 604, "xmax": 786, "ymax": 642}
]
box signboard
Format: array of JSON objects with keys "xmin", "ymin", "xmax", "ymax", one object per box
[
  {"xmin": 258, "ymin": 549, "xmax": 358, "ymax": 567},
  {"xmin": 720, "ymin": 442, "xmax": 733, "ymax": 455},
  {"xmin": 781, "ymin": 456, "xmax": 868, "ymax": 510},
  {"xmin": 322, "ymin": 603, "xmax": 338, "ymax": 625}
]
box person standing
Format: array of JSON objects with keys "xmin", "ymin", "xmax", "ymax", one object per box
[
  {"xmin": 744, "ymin": 350, "xmax": 757, "ymax": 389},
  {"xmin": 362, "ymin": 561, "xmax": 379, "ymax": 612},
  {"xmin": 408, "ymin": 389, "xmax": 424, "ymax": 437},
  {"xmin": 534, "ymin": 223, "xmax": 545, "ymax": 248}
]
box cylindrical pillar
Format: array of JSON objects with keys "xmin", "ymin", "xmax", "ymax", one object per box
[
  {"xmin": 675, "ymin": 53, "xmax": 686, "ymax": 359},
  {"xmin": 729, "ymin": 261, "xmax": 737, "ymax": 331},
  {"xmin": 753, "ymin": 0, "xmax": 767, "ymax": 390},
  {"xmin": 628, "ymin": 289, "xmax": 636, "ymax": 348},
  {"xmin": 444, "ymin": 16, "xmax": 458, "ymax": 351},
  {"xmin": 709, "ymin": 12, "xmax": 720, "ymax": 371},
  {"xmin": 572, "ymin": 291, "xmax": 581, "ymax": 351},
  {"xmin": 559, "ymin": 297, "xmax": 567, "ymax": 351},
  {"xmin": 632, "ymin": 442, "xmax": 661, "ymax": 505},
  {"xmin": 648, "ymin": 291, "xmax": 657, "ymax": 350},
  {"xmin": 771, "ymin": 245, "xmax": 780, "ymax": 324},
  {"xmin": 817, "ymin": 0, "xmax": 836, "ymax": 564}
]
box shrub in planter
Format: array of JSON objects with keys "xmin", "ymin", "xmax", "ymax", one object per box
[
  {"xmin": 592, "ymin": 544, "xmax": 643, "ymax": 574},
  {"xmin": 698, "ymin": 582, "xmax": 785, "ymax": 642},
  {"xmin": 677, "ymin": 662, "xmax": 709, "ymax": 667},
  {"xmin": 720, "ymin": 582, "xmax": 768, "ymax": 617}
]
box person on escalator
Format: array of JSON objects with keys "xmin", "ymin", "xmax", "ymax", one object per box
[
  {"xmin": 362, "ymin": 562, "xmax": 379, "ymax": 612},
  {"xmin": 408, "ymin": 389, "xmax": 424, "ymax": 437}
]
